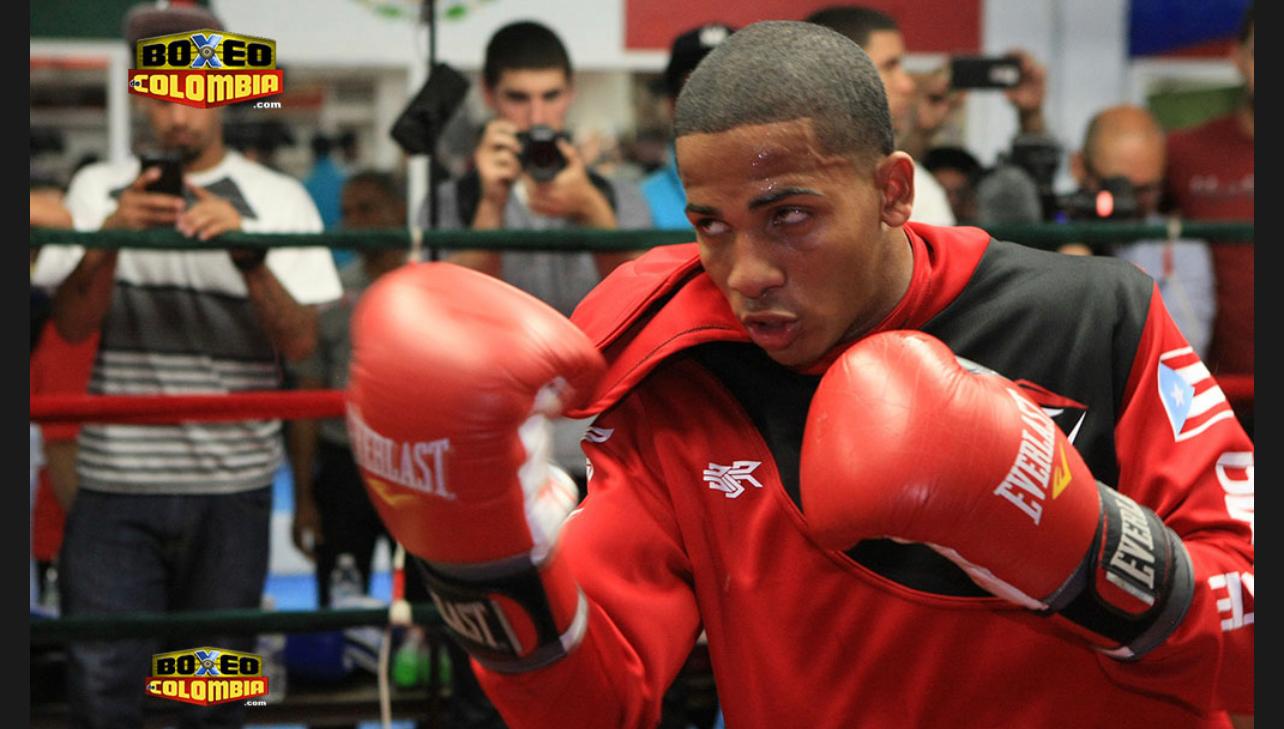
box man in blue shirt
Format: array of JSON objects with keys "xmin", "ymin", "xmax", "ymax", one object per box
[{"xmin": 641, "ymin": 23, "xmax": 736, "ymax": 230}]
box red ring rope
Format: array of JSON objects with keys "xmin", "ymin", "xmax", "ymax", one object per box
[
  {"xmin": 30, "ymin": 390, "xmax": 346, "ymax": 424},
  {"xmin": 29, "ymin": 377, "xmax": 1253, "ymax": 426}
]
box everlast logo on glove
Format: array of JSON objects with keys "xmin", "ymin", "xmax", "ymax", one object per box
[
  {"xmin": 1098, "ymin": 489, "xmax": 1163, "ymax": 610},
  {"xmin": 346, "ymin": 406, "xmax": 455, "ymax": 500},
  {"xmin": 993, "ymin": 389, "xmax": 1060, "ymax": 524},
  {"xmin": 429, "ymin": 588, "xmax": 522, "ymax": 655},
  {"xmin": 414, "ymin": 557, "xmax": 586, "ymax": 673}
]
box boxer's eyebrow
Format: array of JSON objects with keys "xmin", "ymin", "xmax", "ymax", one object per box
[
  {"xmin": 686, "ymin": 187, "xmax": 822, "ymax": 217},
  {"xmin": 748, "ymin": 187, "xmax": 822, "ymax": 210}
]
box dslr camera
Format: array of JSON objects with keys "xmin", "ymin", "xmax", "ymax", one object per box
[
  {"xmin": 1003, "ymin": 134, "xmax": 1144, "ymax": 222},
  {"xmin": 517, "ymin": 125, "xmax": 569, "ymax": 182}
]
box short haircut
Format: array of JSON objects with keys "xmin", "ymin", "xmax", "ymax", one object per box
[
  {"xmin": 805, "ymin": 5, "xmax": 899, "ymax": 48},
  {"xmin": 1239, "ymin": 2, "xmax": 1253, "ymax": 45},
  {"xmin": 483, "ymin": 21, "xmax": 572, "ymax": 89},
  {"xmin": 674, "ymin": 21, "xmax": 894, "ymax": 164}
]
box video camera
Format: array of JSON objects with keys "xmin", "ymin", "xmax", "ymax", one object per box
[{"xmin": 1004, "ymin": 134, "xmax": 1143, "ymax": 221}]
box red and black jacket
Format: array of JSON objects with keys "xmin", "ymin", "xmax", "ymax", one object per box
[{"xmin": 475, "ymin": 223, "xmax": 1254, "ymax": 728}]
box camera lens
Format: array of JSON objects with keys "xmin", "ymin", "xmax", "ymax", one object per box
[
  {"xmin": 530, "ymin": 143, "xmax": 559, "ymax": 167},
  {"xmin": 521, "ymin": 125, "xmax": 567, "ymax": 181}
]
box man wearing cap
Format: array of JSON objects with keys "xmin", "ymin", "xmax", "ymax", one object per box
[
  {"xmin": 30, "ymin": 3, "xmax": 341, "ymax": 727},
  {"xmin": 642, "ymin": 23, "xmax": 736, "ymax": 230}
]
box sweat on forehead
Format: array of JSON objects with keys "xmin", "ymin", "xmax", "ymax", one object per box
[
  {"xmin": 673, "ymin": 20, "xmax": 894, "ymax": 161},
  {"xmin": 676, "ymin": 118, "xmax": 860, "ymax": 185}
]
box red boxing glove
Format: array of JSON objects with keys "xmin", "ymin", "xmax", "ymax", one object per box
[
  {"xmin": 800, "ymin": 331, "xmax": 1193, "ymax": 658},
  {"xmin": 346, "ymin": 262, "xmax": 605, "ymax": 672}
]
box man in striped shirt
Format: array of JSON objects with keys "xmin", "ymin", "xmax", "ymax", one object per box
[{"xmin": 30, "ymin": 5, "xmax": 341, "ymax": 727}]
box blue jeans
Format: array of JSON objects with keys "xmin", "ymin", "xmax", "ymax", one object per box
[{"xmin": 60, "ymin": 487, "xmax": 272, "ymax": 729}]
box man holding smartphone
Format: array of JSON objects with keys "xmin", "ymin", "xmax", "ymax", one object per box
[
  {"xmin": 30, "ymin": 4, "xmax": 341, "ymax": 728},
  {"xmin": 806, "ymin": 7, "xmax": 1052, "ymax": 227}
]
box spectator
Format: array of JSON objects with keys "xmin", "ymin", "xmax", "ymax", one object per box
[
  {"xmin": 420, "ymin": 20, "xmax": 653, "ymax": 489},
  {"xmin": 29, "ymin": 4, "xmax": 341, "ymax": 727},
  {"xmin": 336, "ymin": 129, "xmax": 360, "ymax": 169},
  {"xmin": 810, "ymin": 5, "xmax": 1054, "ymax": 228},
  {"xmin": 906, "ymin": 59, "xmax": 1052, "ymax": 229},
  {"xmin": 922, "ymin": 146, "xmax": 982, "ymax": 224},
  {"xmin": 423, "ymin": 20, "xmax": 652, "ymax": 309},
  {"xmin": 908, "ymin": 48, "xmax": 1049, "ymax": 160},
  {"xmin": 1066, "ymin": 105, "xmax": 1215, "ymax": 359},
  {"xmin": 901, "ymin": 66, "xmax": 965, "ymax": 162},
  {"xmin": 641, "ymin": 22, "xmax": 736, "ymax": 230},
  {"xmin": 286, "ymin": 171, "xmax": 458, "ymax": 727},
  {"xmin": 1164, "ymin": 3, "xmax": 1253, "ymax": 427},
  {"xmin": 288, "ymin": 171, "xmax": 409, "ymax": 612},
  {"xmin": 29, "ymin": 186, "xmax": 96, "ymax": 615},
  {"xmin": 303, "ymin": 133, "xmax": 347, "ymax": 231},
  {"xmin": 968, "ymin": 48, "xmax": 1057, "ymax": 227},
  {"xmin": 805, "ymin": 6, "xmax": 955, "ymax": 225},
  {"xmin": 303, "ymin": 132, "xmax": 355, "ymax": 267}
]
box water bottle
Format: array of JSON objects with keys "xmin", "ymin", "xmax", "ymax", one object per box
[
  {"xmin": 39, "ymin": 565, "xmax": 60, "ymax": 617},
  {"xmin": 257, "ymin": 596, "xmax": 288, "ymax": 703},
  {"xmin": 329, "ymin": 553, "xmax": 363, "ymax": 606}
]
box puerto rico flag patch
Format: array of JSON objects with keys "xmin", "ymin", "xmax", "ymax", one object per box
[{"xmin": 1157, "ymin": 347, "xmax": 1235, "ymax": 442}]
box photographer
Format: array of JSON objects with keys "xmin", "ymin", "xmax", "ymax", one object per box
[
  {"xmin": 420, "ymin": 20, "xmax": 652, "ymax": 504},
  {"xmin": 1058, "ymin": 105, "xmax": 1214, "ymax": 359},
  {"xmin": 424, "ymin": 20, "xmax": 652, "ymax": 316}
]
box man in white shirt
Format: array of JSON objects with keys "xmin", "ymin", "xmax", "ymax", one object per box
[{"xmin": 30, "ymin": 4, "xmax": 340, "ymax": 728}]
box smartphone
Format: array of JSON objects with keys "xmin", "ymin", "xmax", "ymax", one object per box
[
  {"xmin": 139, "ymin": 151, "xmax": 185, "ymax": 197},
  {"xmin": 949, "ymin": 56, "xmax": 1022, "ymax": 89}
]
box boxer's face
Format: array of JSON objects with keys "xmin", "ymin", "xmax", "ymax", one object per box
[{"xmin": 679, "ymin": 118, "xmax": 914, "ymax": 368}]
